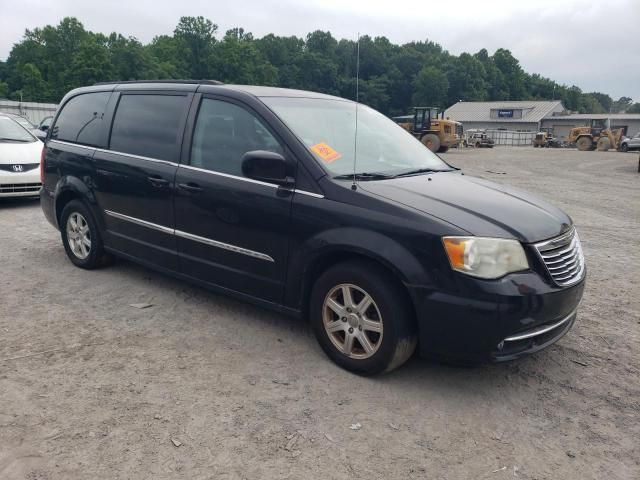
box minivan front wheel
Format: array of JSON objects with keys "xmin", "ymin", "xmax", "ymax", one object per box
[
  {"xmin": 60, "ymin": 200, "xmax": 110, "ymax": 269},
  {"xmin": 310, "ymin": 261, "xmax": 417, "ymax": 375}
]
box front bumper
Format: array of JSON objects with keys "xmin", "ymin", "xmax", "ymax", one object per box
[
  {"xmin": 410, "ymin": 270, "xmax": 585, "ymax": 364},
  {"xmin": 0, "ymin": 169, "xmax": 41, "ymax": 197}
]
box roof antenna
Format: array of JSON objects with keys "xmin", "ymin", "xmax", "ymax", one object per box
[{"xmin": 352, "ymin": 33, "xmax": 360, "ymax": 191}]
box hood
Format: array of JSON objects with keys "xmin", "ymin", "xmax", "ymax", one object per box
[
  {"xmin": 358, "ymin": 171, "xmax": 572, "ymax": 243},
  {"xmin": 0, "ymin": 140, "xmax": 42, "ymax": 165}
]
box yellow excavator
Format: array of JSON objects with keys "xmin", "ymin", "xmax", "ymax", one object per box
[
  {"xmin": 567, "ymin": 119, "xmax": 625, "ymax": 151},
  {"xmin": 393, "ymin": 107, "xmax": 462, "ymax": 153}
]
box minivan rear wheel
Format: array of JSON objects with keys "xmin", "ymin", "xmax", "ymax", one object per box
[
  {"xmin": 60, "ymin": 200, "xmax": 110, "ymax": 269},
  {"xmin": 310, "ymin": 260, "xmax": 417, "ymax": 375}
]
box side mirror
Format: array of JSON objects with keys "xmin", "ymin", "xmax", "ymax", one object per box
[
  {"xmin": 241, "ymin": 150, "xmax": 293, "ymax": 186},
  {"xmin": 40, "ymin": 125, "xmax": 49, "ymax": 132}
]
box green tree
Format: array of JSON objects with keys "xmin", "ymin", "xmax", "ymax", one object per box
[
  {"xmin": 147, "ymin": 35, "xmax": 188, "ymax": 78},
  {"xmin": 563, "ymin": 85, "xmax": 582, "ymax": 111},
  {"xmin": 446, "ymin": 53, "xmax": 487, "ymax": 104},
  {"xmin": 412, "ymin": 66, "xmax": 449, "ymax": 107},
  {"xmin": 0, "ymin": 15, "xmax": 634, "ymax": 115},
  {"xmin": 612, "ymin": 96, "xmax": 633, "ymax": 112},
  {"xmin": 211, "ymin": 29, "xmax": 277, "ymax": 85},
  {"xmin": 17, "ymin": 63, "xmax": 47, "ymax": 101},
  {"xmin": 174, "ymin": 16, "xmax": 217, "ymax": 79},
  {"xmin": 107, "ymin": 34, "xmax": 155, "ymax": 81},
  {"xmin": 69, "ymin": 36, "xmax": 113, "ymax": 86},
  {"xmin": 627, "ymin": 103, "xmax": 640, "ymax": 113},
  {"xmin": 492, "ymin": 48, "xmax": 525, "ymax": 100}
]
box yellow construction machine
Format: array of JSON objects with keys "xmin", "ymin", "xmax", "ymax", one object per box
[
  {"xmin": 567, "ymin": 119, "xmax": 625, "ymax": 151},
  {"xmin": 393, "ymin": 107, "xmax": 462, "ymax": 153}
]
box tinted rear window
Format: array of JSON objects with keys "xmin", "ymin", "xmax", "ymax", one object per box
[
  {"xmin": 109, "ymin": 94, "xmax": 187, "ymax": 162},
  {"xmin": 51, "ymin": 92, "xmax": 111, "ymax": 147}
]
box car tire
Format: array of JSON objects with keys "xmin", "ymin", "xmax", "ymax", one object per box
[
  {"xmin": 60, "ymin": 200, "xmax": 111, "ymax": 269},
  {"xmin": 310, "ymin": 260, "xmax": 417, "ymax": 375},
  {"xmin": 621, "ymin": 143, "xmax": 629, "ymax": 152}
]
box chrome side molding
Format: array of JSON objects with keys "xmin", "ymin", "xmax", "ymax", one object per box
[{"xmin": 104, "ymin": 210, "xmax": 275, "ymax": 262}]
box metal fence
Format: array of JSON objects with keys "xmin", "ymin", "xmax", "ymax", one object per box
[
  {"xmin": 484, "ymin": 130, "xmax": 536, "ymax": 146},
  {"xmin": 0, "ymin": 100, "xmax": 58, "ymax": 124}
]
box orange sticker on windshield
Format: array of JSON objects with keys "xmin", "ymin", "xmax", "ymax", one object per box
[{"xmin": 310, "ymin": 142, "xmax": 342, "ymax": 163}]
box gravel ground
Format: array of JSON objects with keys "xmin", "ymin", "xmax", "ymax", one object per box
[{"xmin": 0, "ymin": 147, "xmax": 638, "ymax": 480}]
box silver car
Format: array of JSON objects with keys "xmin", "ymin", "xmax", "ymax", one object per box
[{"xmin": 620, "ymin": 132, "xmax": 640, "ymax": 152}]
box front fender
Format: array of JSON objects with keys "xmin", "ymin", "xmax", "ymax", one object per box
[{"xmin": 285, "ymin": 227, "xmax": 433, "ymax": 311}]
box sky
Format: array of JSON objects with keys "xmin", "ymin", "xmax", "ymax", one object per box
[{"xmin": 1, "ymin": 0, "xmax": 638, "ymax": 101}]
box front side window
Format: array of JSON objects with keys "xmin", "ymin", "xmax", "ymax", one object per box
[
  {"xmin": 190, "ymin": 98, "xmax": 284, "ymax": 176},
  {"xmin": 51, "ymin": 92, "xmax": 111, "ymax": 146},
  {"xmin": 262, "ymin": 97, "xmax": 450, "ymax": 177},
  {"xmin": 110, "ymin": 94, "xmax": 188, "ymax": 162},
  {"xmin": 0, "ymin": 117, "xmax": 36, "ymax": 143}
]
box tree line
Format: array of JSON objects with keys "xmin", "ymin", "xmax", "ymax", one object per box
[{"xmin": 1, "ymin": 16, "xmax": 638, "ymax": 115}]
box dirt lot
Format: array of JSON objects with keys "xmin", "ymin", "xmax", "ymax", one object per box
[{"xmin": 1, "ymin": 147, "xmax": 638, "ymax": 479}]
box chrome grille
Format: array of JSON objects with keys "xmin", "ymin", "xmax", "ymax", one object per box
[
  {"xmin": 534, "ymin": 228, "xmax": 585, "ymax": 286},
  {"xmin": 0, "ymin": 183, "xmax": 42, "ymax": 193}
]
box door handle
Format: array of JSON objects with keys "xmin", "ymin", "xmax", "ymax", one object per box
[
  {"xmin": 148, "ymin": 175, "xmax": 169, "ymax": 187},
  {"xmin": 178, "ymin": 182, "xmax": 203, "ymax": 193}
]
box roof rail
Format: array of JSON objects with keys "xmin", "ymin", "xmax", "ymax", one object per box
[{"xmin": 94, "ymin": 79, "xmax": 224, "ymax": 86}]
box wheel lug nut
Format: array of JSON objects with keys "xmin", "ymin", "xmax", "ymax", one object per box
[
  {"xmin": 358, "ymin": 326, "xmax": 362, "ymax": 331},
  {"xmin": 346, "ymin": 308, "xmax": 351, "ymax": 313},
  {"xmin": 348, "ymin": 327, "xmax": 354, "ymax": 333},
  {"xmin": 341, "ymin": 317, "xmax": 347, "ymax": 322}
]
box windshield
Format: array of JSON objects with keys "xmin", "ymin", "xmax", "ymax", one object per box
[
  {"xmin": 8, "ymin": 115, "xmax": 34, "ymax": 129},
  {"xmin": 0, "ymin": 117, "xmax": 36, "ymax": 143},
  {"xmin": 261, "ymin": 97, "xmax": 450, "ymax": 177}
]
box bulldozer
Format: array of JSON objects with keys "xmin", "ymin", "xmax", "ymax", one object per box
[
  {"xmin": 532, "ymin": 128, "xmax": 561, "ymax": 148},
  {"xmin": 567, "ymin": 119, "xmax": 625, "ymax": 151},
  {"xmin": 393, "ymin": 107, "xmax": 461, "ymax": 153}
]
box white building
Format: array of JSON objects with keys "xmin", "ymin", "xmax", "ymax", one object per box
[
  {"xmin": 444, "ymin": 100, "xmax": 640, "ymax": 144},
  {"xmin": 444, "ymin": 101, "xmax": 565, "ymax": 133}
]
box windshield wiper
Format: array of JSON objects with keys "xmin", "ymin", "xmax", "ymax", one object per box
[
  {"xmin": 333, "ymin": 172, "xmax": 395, "ymax": 180},
  {"xmin": 392, "ymin": 167, "xmax": 454, "ymax": 177}
]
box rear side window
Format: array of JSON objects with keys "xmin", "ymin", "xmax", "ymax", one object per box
[
  {"xmin": 51, "ymin": 92, "xmax": 111, "ymax": 147},
  {"xmin": 109, "ymin": 94, "xmax": 188, "ymax": 162}
]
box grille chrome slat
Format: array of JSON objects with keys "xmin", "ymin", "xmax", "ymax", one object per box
[
  {"xmin": 551, "ymin": 262, "xmax": 581, "ymax": 278},
  {"xmin": 0, "ymin": 182, "xmax": 42, "ymax": 193},
  {"xmin": 534, "ymin": 228, "xmax": 585, "ymax": 287},
  {"xmin": 543, "ymin": 251, "xmax": 579, "ymax": 266},
  {"xmin": 540, "ymin": 237, "xmax": 578, "ymax": 259},
  {"xmin": 547, "ymin": 256, "xmax": 579, "ymax": 271}
]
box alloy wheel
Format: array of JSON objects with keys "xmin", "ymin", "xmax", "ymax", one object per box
[
  {"xmin": 66, "ymin": 212, "xmax": 91, "ymax": 260},
  {"xmin": 322, "ymin": 283, "xmax": 383, "ymax": 359}
]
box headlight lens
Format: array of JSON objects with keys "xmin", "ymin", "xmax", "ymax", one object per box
[{"xmin": 442, "ymin": 236, "xmax": 529, "ymax": 279}]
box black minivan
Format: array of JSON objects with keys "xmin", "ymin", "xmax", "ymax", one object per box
[{"xmin": 40, "ymin": 81, "xmax": 585, "ymax": 374}]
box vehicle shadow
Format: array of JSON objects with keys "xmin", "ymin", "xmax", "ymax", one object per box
[
  {"xmin": 0, "ymin": 197, "xmax": 40, "ymax": 210},
  {"xmin": 106, "ymin": 256, "xmax": 546, "ymax": 397}
]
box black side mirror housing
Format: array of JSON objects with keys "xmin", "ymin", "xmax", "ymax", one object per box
[{"xmin": 241, "ymin": 150, "xmax": 293, "ymax": 186}]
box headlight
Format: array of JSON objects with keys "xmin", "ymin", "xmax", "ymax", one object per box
[{"xmin": 442, "ymin": 236, "xmax": 529, "ymax": 279}]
